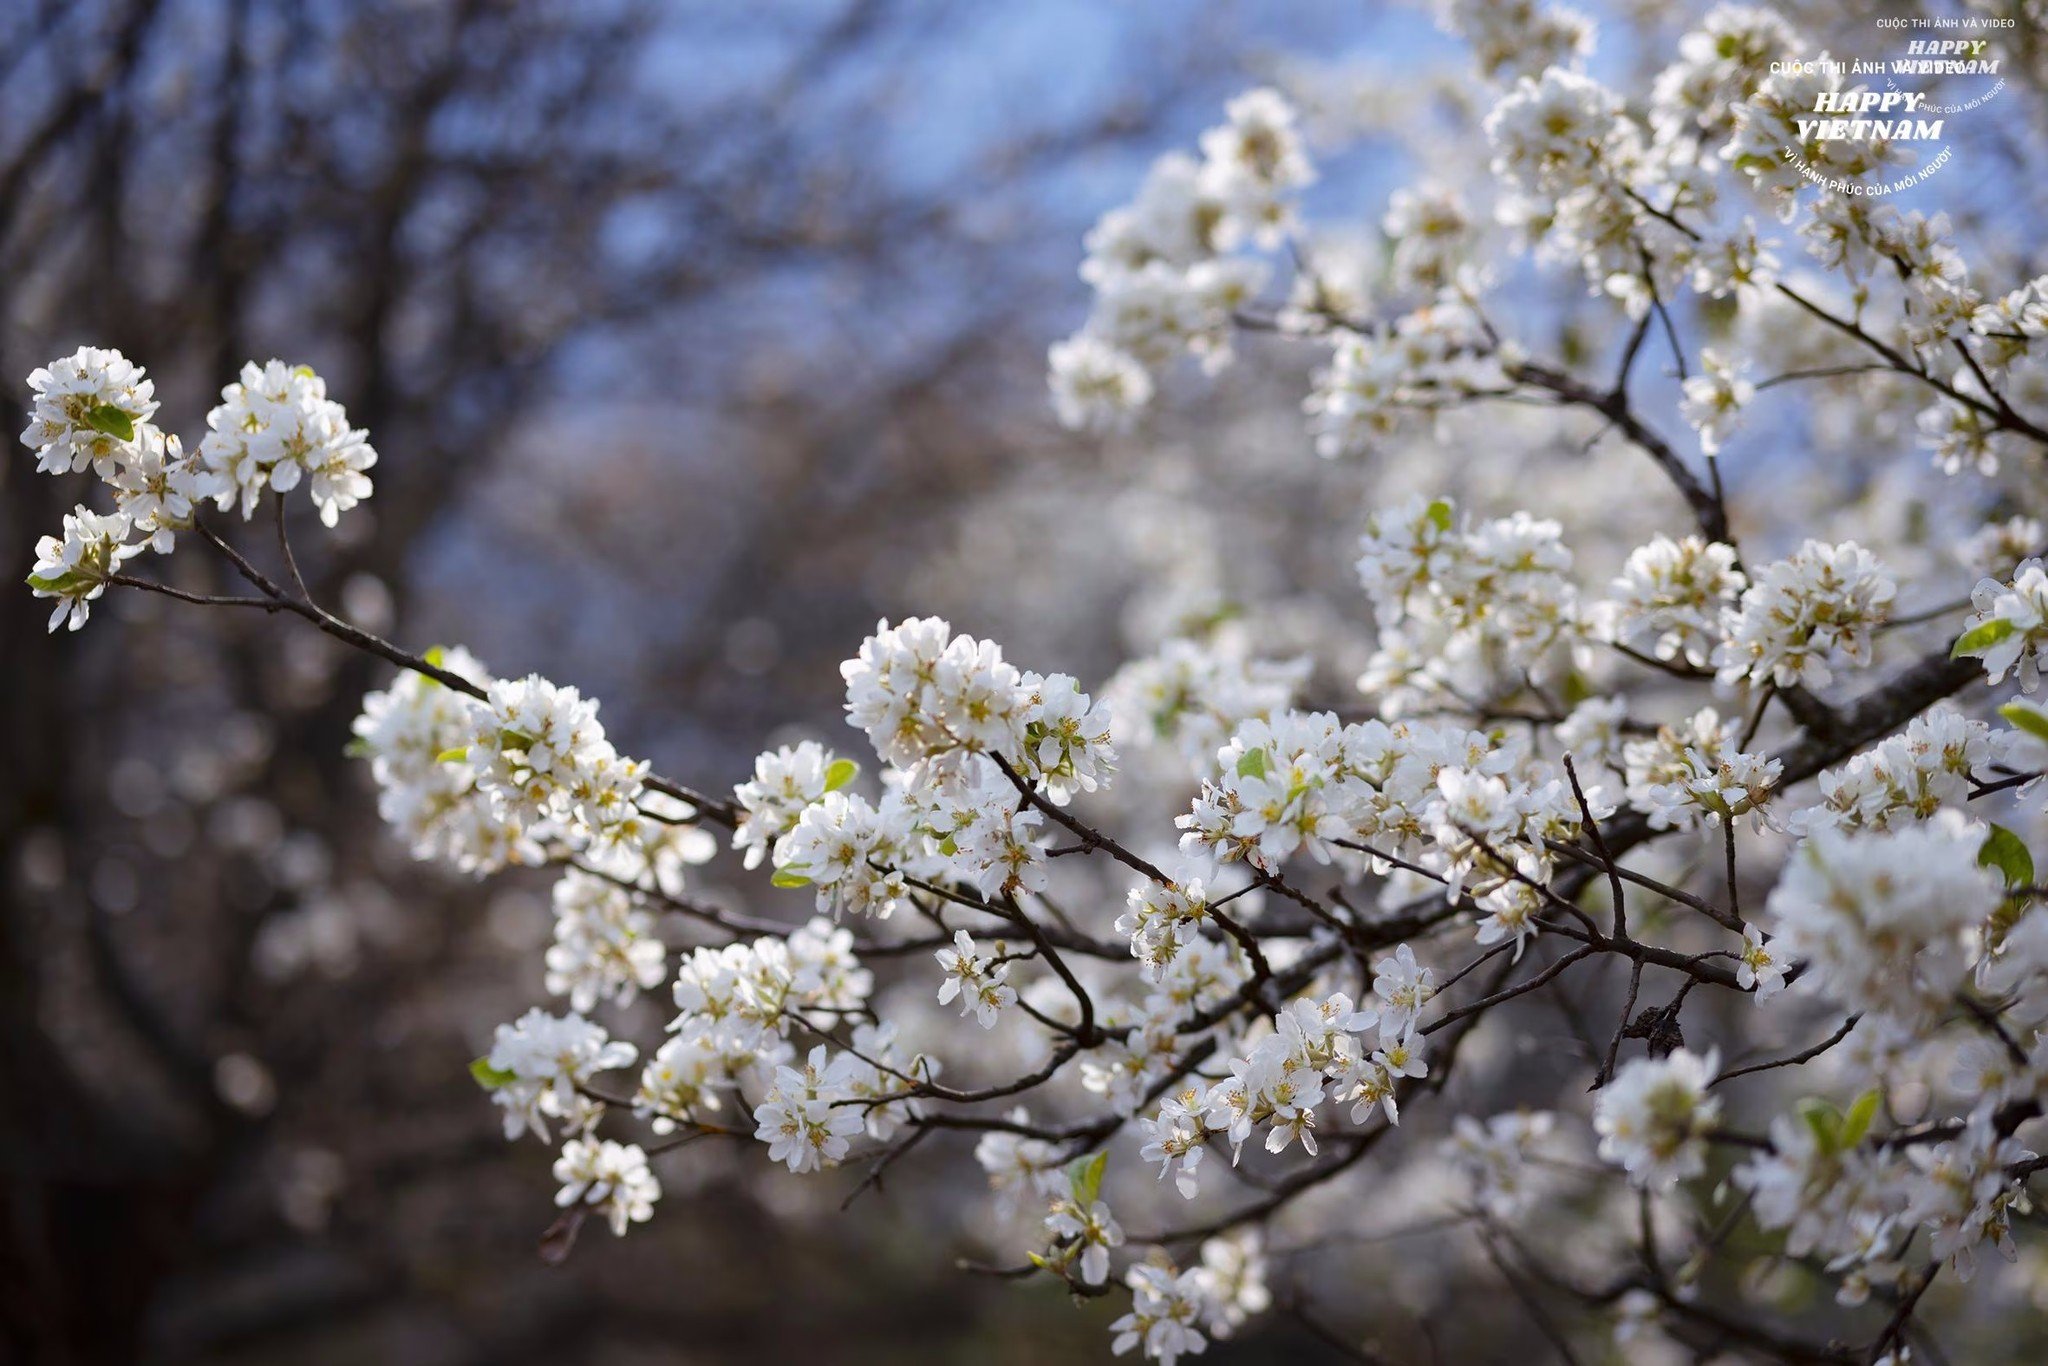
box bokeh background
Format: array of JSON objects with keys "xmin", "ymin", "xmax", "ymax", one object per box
[{"xmin": 8, "ymin": 1, "xmax": 2048, "ymax": 1362}]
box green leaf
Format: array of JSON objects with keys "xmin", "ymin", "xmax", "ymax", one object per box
[
  {"xmin": 1951, "ymin": 617, "xmax": 2017, "ymax": 659},
  {"xmin": 824, "ymin": 757, "xmax": 859, "ymax": 792},
  {"xmin": 771, "ymin": 867, "xmax": 813, "ymax": 889},
  {"xmin": 1235, "ymin": 748, "xmax": 1267, "ymax": 781},
  {"xmin": 82, "ymin": 403, "xmax": 136, "ymax": 442},
  {"xmin": 1979, "ymin": 823, "xmax": 2034, "ymax": 890},
  {"xmin": 1424, "ymin": 497, "xmax": 1454, "ymax": 533},
  {"xmin": 1839, "ymin": 1089, "xmax": 1880, "ymax": 1149},
  {"xmin": 26, "ymin": 569, "xmax": 99, "ymax": 595},
  {"xmin": 435, "ymin": 746, "xmax": 470, "ymax": 764},
  {"xmin": 1067, "ymin": 1150, "xmax": 1107, "ymax": 1208},
  {"xmin": 470, "ymin": 1056, "xmax": 517, "ymax": 1089},
  {"xmin": 1796, "ymin": 1097, "xmax": 1843, "ymax": 1154},
  {"xmin": 343, "ymin": 737, "xmax": 373, "ymax": 759},
  {"xmin": 2000, "ymin": 700, "xmax": 2048, "ymax": 745}
]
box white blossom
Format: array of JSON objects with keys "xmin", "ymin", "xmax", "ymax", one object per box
[
  {"xmin": 934, "ymin": 929, "xmax": 1016, "ymax": 1029},
  {"xmin": 28, "ymin": 504, "xmax": 143, "ymax": 632},
  {"xmin": 1593, "ymin": 1048, "xmax": 1721, "ymax": 1189},
  {"xmin": 197, "ymin": 360, "xmax": 376, "ymax": 526},
  {"xmin": 19, "ymin": 347, "xmax": 159, "ymax": 475},
  {"xmin": 552, "ymin": 1137, "xmax": 659, "ymax": 1236},
  {"xmin": 752, "ymin": 1044, "xmax": 867, "ymax": 1174},
  {"xmin": 1714, "ymin": 540, "xmax": 1895, "ymax": 690},
  {"xmin": 1765, "ymin": 813, "xmax": 2002, "ymax": 1025}
]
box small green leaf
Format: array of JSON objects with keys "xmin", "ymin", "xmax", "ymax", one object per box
[
  {"xmin": 82, "ymin": 403, "xmax": 136, "ymax": 442},
  {"xmin": 1979, "ymin": 823, "xmax": 2034, "ymax": 890},
  {"xmin": 435, "ymin": 746, "xmax": 470, "ymax": 764},
  {"xmin": 1067, "ymin": 1150, "xmax": 1107, "ymax": 1208},
  {"xmin": 1796, "ymin": 1096, "xmax": 1843, "ymax": 1154},
  {"xmin": 771, "ymin": 867, "xmax": 813, "ymax": 889},
  {"xmin": 824, "ymin": 757, "xmax": 859, "ymax": 792},
  {"xmin": 1424, "ymin": 497, "xmax": 1454, "ymax": 532},
  {"xmin": 2000, "ymin": 700, "xmax": 2048, "ymax": 745},
  {"xmin": 1235, "ymin": 748, "xmax": 1267, "ymax": 781},
  {"xmin": 1839, "ymin": 1089, "xmax": 1880, "ymax": 1149},
  {"xmin": 1951, "ymin": 617, "xmax": 2017, "ymax": 659},
  {"xmin": 470, "ymin": 1056, "xmax": 517, "ymax": 1089},
  {"xmin": 343, "ymin": 737, "xmax": 373, "ymax": 759},
  {"xmin": 26, "ymin": 569, "xmax": 99, "ymax": 595}
]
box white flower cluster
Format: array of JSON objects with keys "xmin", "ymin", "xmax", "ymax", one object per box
[
  {"xmin": 1104, "ymin": 637, "xmax": 1308, "ymax": 775},
  {"xmin": 1138, "ymin": 949, "xmax": 1434, "ymax": 1202},
  {"xmin": 760, "ymin": 618, "xmax": 1119, "ymax": 919},
  {"xmin": 20, "ymin": 346, "xmax": 161, "ymax": 475},
  {"xmin": 1961, "ymin": 516, "xmax": 2042, "ymax": 582},
  {"xmin": 1047, "ymin": 335, "xmax": 1154, "ymax": 434},
  {"xmin": 544, "ymin": 869, "xmax": 667, "ymax": 1013},
  {"xmin": 774, "ymin": 788, "xmax": 920, "ymax": 919},
  {"xmin": 1959, "ymin": 559, "xmax": 2048, "ymax": 692},
  {"xmin": 20, "ymin": 349, "xmax": 375, "ymax": 630},
  {"xmin": 1736, "ymin": 1100, "xmax": 2035, "ymax": 1295},
  {"xmin": 1679, "ymin": 348, "xmax": 1755, "ymax": 455},
  {"xmin": 1117, "ymin": 872, "xmax": 1230, "ymax": 986},
  {"xmin": 753, "ymin": 1046, "xmax": 871, "ymax": 1175},
  {"xmin": 198, "ymin": 359, "xmax": 377, "ymax": 526},
  {"xmin": 1443, "ymin": 1109, "xmax": 1558, "ymax": 1219},
  {"xmin": 1383, "ymin": 185, "xmax": 1480, "ymax": 294},
  {"xmin": 1305, "ymin": 295, "xmax": 1508, "ymax": 459},
  {"xmin": 467, "ymin": 674, "xmax": 649, "ymax": 850},
  {"xmin": 552, "ymin": 1137, "xmax": 659, "ymax": 1237},
  {"xmin": 973, "ymin": 1114, "xmax": 1068, "ymax": 1215},
  {"xmin": 1622, "ymin": 707, "xmax": 1780, "ymax": 832},
  {"xmin": 1049, "ymin": 88, "xmax": 1315, "ymax": 429},
  {"xmin": 1648, "ymin": 5, "xmax": 1795, "ymax": 151},
  {"xmin": 1790, "ymin": 707, "xmax": 2010, "ymax": 835},
  {"xmin": 1081, "ymin": 937, "xmax": 1248, "ymax": 1117},
  {"xmin": 29, "ymin": 504, "xmax": 145, "ymax": 633},
  {"xmin": 732, "ymin": 740, "xmax": 850, "ymax": 869},
  {"xmin": 1595, "ymin": 534, "xmax": 1747, "ymax": 668},
  {"xmin": 935, "ymin": 929, "xmax": 1016, "ymax": 1029},
  {"xmin": 668, "ymin": 922, "xmax": 874, "ymax": 1064},
  {"xmin": 1483, "ymin": 67, "xmax": 1689, "ymax": 314},
  {"xmin": 1593, "ymin": 1047, "xmax": 1720, "ymax": 1189},
  {"xmin": 481, "ymin": 1007, "xmax": 638, "ymax": 1143},
  {"xmin": 1178, "ymin": 708, "xmax": 1586, "ymax": 910},
  {"xmin": 1432, "ymin": 0, "xmax": 1592, "ymax": 85},
  {"xmin": 1353, "ymin": 494, "xmax": 1583, "ymax": 708},
  {"xmin": 350, "ymin": 648, "xmax": 530, "ymax": 873},
  {"xmin": 1764, "ymin": 812, "xmax": 2002, "ymax": 1027},
  {"xmin": 840, "ymin": 616, "xmax": 1114, "ymax": 791},
  {"xmin": 1110, "ymin": 1231, "xmax": 1270, "ymax": 1366},
  {"xmin": 1713, "ymin": 540, "xmax": 1896, "ymax": 690},
  {"xmin": 751, "ymin": 1032, "xmax": 925, "ymax": 1175}
]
